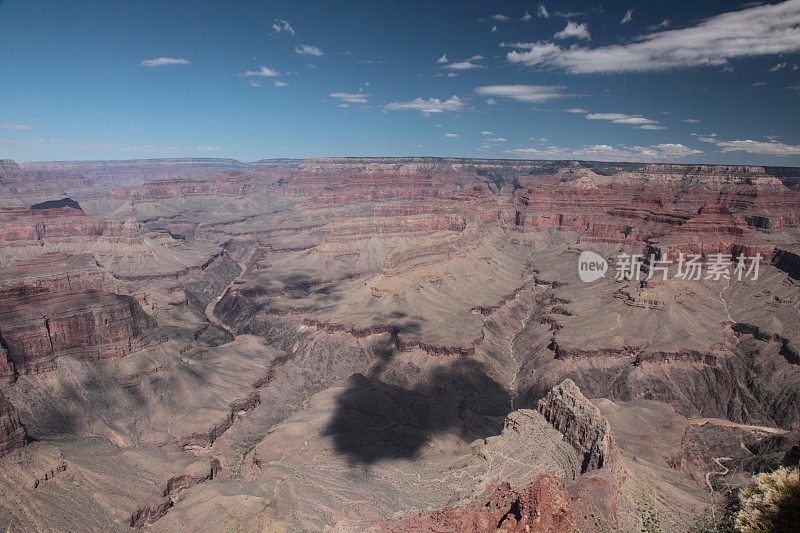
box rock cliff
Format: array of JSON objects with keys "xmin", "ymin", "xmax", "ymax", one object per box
[
  {"xmin": 0, "ymin": 391, "xmax": 26, "ymax": 456},
  {"xmin": 538, "ymin": 379, "xmax": 614, "ymax": 472}
]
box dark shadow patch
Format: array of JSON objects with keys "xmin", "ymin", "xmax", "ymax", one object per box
[{"xmin": 323, "ymin": 357, "xmax": 509, "ymax": 466}]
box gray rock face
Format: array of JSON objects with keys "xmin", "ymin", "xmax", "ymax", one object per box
[
  {"xmin": 538, "ymin": 379, "xmax": 613, "ymax": 472},
  {"xmin": 0, "ymin": 390, "xmax": 26, "ymax": 456},
  {"xmin": 0, "ymin": 160, "xmax": 20, "ymax": 172}
]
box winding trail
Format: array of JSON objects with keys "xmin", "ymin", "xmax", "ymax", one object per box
[{"xmin": 706, "ymin": 456, "xmax": 732, "ymax": 493}]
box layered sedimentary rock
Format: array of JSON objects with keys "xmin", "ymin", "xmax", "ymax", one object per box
[
  {"xmin": 0, "ymin": 157, "xmax": 798, "ymax": 532},
  {"xmin": 0, "ymin": 205, "xmax": 132, "ymax": 242},
  {"xmin": 0, "ymin": 290, "xmax": 158, "ymax": 377}
]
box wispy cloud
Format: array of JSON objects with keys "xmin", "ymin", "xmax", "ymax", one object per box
[
  {"xmin": 585, "ymin": 112, "xmax": 663, "ymax": 129},
  {"xmin": 491, "ymin": 13, "xmax": 510, "ymax": 21},
  {"xmin": 620, "ymin": 9, "xmax": 634, "ymax": 25},
  {"xmin": 444, "ymin": 133, "xmax": 459, "ymax": 138},
  {"xmin": 474, "ymin": 85, "xmax": 567, "ymax": 103},
  {"xmin": 507, "ymin": 143, "xmax": 702, "ymax": 162},
  {"xmin": 506, "ymin": 2, "xmax": 800, "ymax": 73},
  {"xmin": 698, "ymin": 134, "xmax": 800, "ymax": 155},
  {"xmin": 682, "ymin": 118, "xmax": 701, "ymax": 123},
  {"xmin": 274, "ymin": 81, "xmax": 289, "ymax": 87},
  {"xmin": 522, "ymin": 11, "xmax": 533, "ymax": 22},
  {"xmin": 0, "ymin": 136, "xmax": 219, "ymax": 154},
  {"xmin": 537, "ymin": 3, "xmax": 549, "ymax": 18},
  {"xmin": 436, "ymin": 53, "xmax": 448, "ymax": 64},
  {"xmin": 385, "ymin": 96, "xmax": 464, "ymax": 114},
  {"xmin": 554, "ymin": 21, "xmax": 590, "ymax": 40},
  {"xmin": 0, "ymin": 123, "xmax": 38, "ymax": 130},
  {"xmin": 330, "ymin": 92, "xmax": 369, "ymax": 103},
  {"xmin": 647, "ymin": 19, "xmax": 670, "ymax": 31},
  {"xmin": 442, "ymin": 57, "xmax": 484, "ymax": 71},
  {"xmin": 295, "ymin": 44, "xmax": 324, "ymax": 56},
  {"xmin": 140, "ymin": 57, "xmax": 190, "ymax": 67},
  {"xmin": 566, "ymin": 108, "xmax": 587, "ymax": 113},
  {"xmin": 239, "ymin": 66, "xmax": 280, "ymax": 77},
  {"xmin": 272, "ymin": 19, "xmax": 295, "ymax": 36}
]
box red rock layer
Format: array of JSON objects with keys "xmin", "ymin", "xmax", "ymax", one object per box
[
  {"xmin": 0, "ymin": 206, "xmax": 133, "ymax": 242},
  {"xmin": 515, "ymin": 168, "xmax": 800, "ymax": 259},
  {"xmin": 383, "ymin": 474, "xmax": 575, "ymax": 533},
  {"xmin": 0, "ymin": 290, "xmax": 159, "ymax": 378}
]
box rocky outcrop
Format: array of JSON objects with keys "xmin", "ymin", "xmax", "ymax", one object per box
[
  {"xmin": 772, "ymin": 247, "xmax": 800, "ymax": 280},
  {"xmin": 538, "ymin": 379, "xmax": 614, "ymax": 472},
  {"xmin": 0, "ymin": 390, "xmax": 27, "ymax": 456},
  {"xmin": 383, "ymin": 474, "xmax": 575, "ymax": 532}
]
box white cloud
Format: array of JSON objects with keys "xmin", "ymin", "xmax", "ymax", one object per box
[
  {"xmin": 444, "ymin": 133, "xmax": 459, "ymax": 138},
  {"xmin": 698, "ymin": 135, "xmax": 800, "ymax": 156},
  {"xmin": 140, "ymin": 57, "xmax": 190, "ymax": 67},
  {"xmin": 486, "ymin": 98, "xmax": 497, "ymax": 105},
  {"xmin": 585, "ymin": 112, "xmax": 662, "ymax": 129},
  {"xmin": 620, "ymin": 9, "xmax": 634, "ymax": 25},
  {"xmin": 647, "ymin": 19, "xmax": 670, "ymax": 31},
  {"xmin": 442, "ymin": 59, "xmax": 484, "ymax": 71},
  {"xmin": 487, "ymin": 137, "xmax": 508, "ymax": 142},
  {"xmin": 239, "ymin": 66, "xmax": 280, "ymax": 77},
  {"xmin": 554, "ymin": 11, "xmax": 585, "ymax": 18},
  {"xmin": 491, "ymin": 14, "xmax": 510, "ymax": 21},
  {"xmin": 0, "ymin": 123, "xmax": 37, "ymax": 130},
  {"xmin": 474, "ymin": 84, "xmax": 567, "ymax": 103},
  {"xmin": 507, "ymin": 143, "xmax": 702, "ymax": 162},
  {"xmin": 295, "ymin": 44, "xmax": 324, "ymax": 56},
  {"xmin": 330, "ymin": 92, "xmax": 370, "ymax": 103},
  {"xmin": 554, "ymin": 21, "xmax": 590, "ymax": 40},
  {"xmin": 339, "ymin": 103, "xmax": 349, "ymax": 108},
  {"xmin": 385, "ymin": 96, "xmax": 465, "ymax": 114},
  {"xmin": 522, "ymin": 11, "xmax": 533, "ymax": 22},
  {"xmin": 482, "ymin": 131, "xmax": 495, "ymax": 135},
  {"xmin": 537, "ymin": 3, "xmax": 549, "ymax": 18},
  {"xmin": 274, "ymin": 81, "xmax": 288, "ymax": 87},
  {"xmin": 566, "ymin": 107, "xmax": 587, "ymax": 113},
  {"xmin": 682, "ymin": 118, "xmax": 701, "ymax": 123},
  {"xmin": 437, "ymin": 53, "xmax": 449, "ymax": 64},
  {"xmin": 272, "ymin": 19, "xmax": 295, "ymax": 36},
  {"xmin": 753, "ymin": 81, "xmax": 768, "ymax": 86},
  {"xmin": 770, "ymin": 62, "xmax": 787, "ymax": 71},
  {"xmin": 249, "ymin": 80, "xmax": 261, "ymax": 87},
  {"xmin": 491, "ymin": 25, "xmax": 498, "ymax": 33},
  {"xmin": 506, "ymin": 2, "xmax": 800, "ymax": 73}
]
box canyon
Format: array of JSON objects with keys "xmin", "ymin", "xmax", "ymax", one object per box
[{"xmin": 0, "ymin": 156, "xmax": 798, "ymax": 531}]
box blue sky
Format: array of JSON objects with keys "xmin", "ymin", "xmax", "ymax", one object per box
[{"xmin": 1, "ymin": 0, "xmax": 799, "ymax": 164}]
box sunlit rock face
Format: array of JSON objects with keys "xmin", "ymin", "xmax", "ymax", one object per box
[{"xmin": 0, "ymin": 157, "xmax": 798, "ymax": 531}]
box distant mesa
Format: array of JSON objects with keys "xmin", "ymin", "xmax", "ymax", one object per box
[{"xmin": 29, "ymin": 198, "xmax": 83, "ymax": 211}]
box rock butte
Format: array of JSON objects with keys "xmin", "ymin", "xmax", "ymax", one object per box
[{"xmin": 0, "ymin": 157, "xmax": 798, "ymax": 531}]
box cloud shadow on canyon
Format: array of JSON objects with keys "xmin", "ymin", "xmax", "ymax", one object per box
[{"xmin": 323, "ymin": 323, "xmax": 510, "ymax": 466}]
